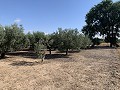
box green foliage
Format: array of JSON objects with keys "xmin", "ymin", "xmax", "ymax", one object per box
[
  {"xmin": 52, "ymin": 28, "xmax": 79, "ymax": 54},
  {"xmin": 117, "ymin": 39, "xmax": 120, "ymax": 43},
  {"xmin": 43, "ymin": 34, "xmax": 54, "ymax": 54},
  {"xmin": 33, "ymin": 31, "xmax": 45, "ymax": 43},
  {"xmin": 52, "ymin": 28, "xmax": 92, "ymax": 55},
  {"xmin": 92, "ymin": 38, "xmax": 101, "ymax": 46},
  {"xmin": 82, "ymin": 0, "xmax": 120, "ymax": 47},
  {"xmin": 0, "ymin": 25, "xmax": 6, "ymax": 53},
  {"xmin": 80, "ymin": 35, "xmax": 92, "ymax": 49},
  {"xmin": 34, "ymin": 42, "xmax": 46, "ymax": 61},
  {"xmin": 26, "ymin": 32, "xmax": 35, "ymax": 49},
  {"xmin": 26, "ymin": 31, "xmax": 45, "ymax": 49},
  {"xmin": 22, "ymin": 35, "xmax": 30, "ymax": 48},
  {"xmin": 4, "ymin": 24, "xmax": 25, "ymax": 51},
  {"xmin": 0, "ymin": 24, "xmax": 25, "ymax": 58}
]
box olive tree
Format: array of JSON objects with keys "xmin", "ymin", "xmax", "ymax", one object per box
[
  {"xmin": 34, "ymin": 40, "xmax": 46, "ymax": 62},
  {"xmin": 0, "ymin": 25, "xmax": 6, "ymax": 58},
  {"xmin": 52, "ymin": 28, "xmax": 81, "ymax": 55},
  {"xmin": 26, "ymin": 32, "xmax": 35, "ymax": 49},
  {"xmin": 79, "ymin": 34, "xmax": 92, "ymax": 49},
  {"xmin": 44, "ymin": 34, "xmax": 54, "ymax": 55},
  {"xmin": 32, "ymin": 31, "xmax": 47, "ymax": 61},
  {"xmin": 0, "ymin": 24, "xmax": 25, "ymax": 59}
]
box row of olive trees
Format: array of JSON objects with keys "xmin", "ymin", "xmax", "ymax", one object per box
[
  {"xmin": 26, "ymin": 28, "xmax": 92, "ymax": 55},
  {"xmin": 0, "ymin": 24, "xmax": 92, "ymax": 59}
]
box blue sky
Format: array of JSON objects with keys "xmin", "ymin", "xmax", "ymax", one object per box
[{"xmin": 0, "ymin": 0, "xmax": 119, "ymax": 34}]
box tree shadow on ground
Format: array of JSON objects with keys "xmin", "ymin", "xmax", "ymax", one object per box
[
  {"xmin": 7, "ymin": 51, "xmax": 69, "ymax": 59},
  {"xmin": 0, "ymin": 56, "xmax": 12, "ymax": 60},
  {"xmin": 7, "ymin": 51, "xmax": 43, "ymax": 59},
  {"xmin": 7, "ymin": 51, "xmax": 37, "ymax": 58},
  {"xmin": 6, "ymin": 46, "xmax": 116, "ymax": 60},
  {"xmin": 10, "ymin": 60, "xmax": 49, "ymax": 66},
  {"xmin": 45, "ymin": 54, "xmax": 69, "ymax": 59}
]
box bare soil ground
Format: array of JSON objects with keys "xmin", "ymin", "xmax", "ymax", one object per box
[{"xmin": 0, "ymin": 47, "xmax": 120, "ymax": 90}]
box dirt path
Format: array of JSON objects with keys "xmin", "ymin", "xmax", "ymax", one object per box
[{"xmin": 0, "ymin": 48, "xmax": 120, "ymax": 90}]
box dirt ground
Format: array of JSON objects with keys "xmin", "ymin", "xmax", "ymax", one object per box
[{"xmin": 0, "ymin": 47, "xmax": 120, "ymax": 90}]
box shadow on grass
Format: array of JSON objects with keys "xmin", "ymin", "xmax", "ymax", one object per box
[
  {"xmin": 10, "ymin": 60, "xmax": 49, "ymax": 66},
  {"xmin": 7, "ymin": 51, "xmax": 41, "ymax": 59},
  {"xmin": 6, "ymin": 46, "xmax": 116, "ymax": 59},
  {"xmin": 7, "ymin": 51, "xmax": 69, "ymax": 59},
  {"xmin": 0, "ymin": 56, "xmax": 13, "ymax": 60},
  {"xmin": 45, "ymin": 54, "xmax": 69, "ymax": 59},
  {"xmin": 7, "ymin": 51, "xmax": 37, "ymax": 58}
]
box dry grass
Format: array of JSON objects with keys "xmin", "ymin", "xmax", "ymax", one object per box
[{"xmin": 0, "ymin": 47, "xmax": 120, "ymax": 90}]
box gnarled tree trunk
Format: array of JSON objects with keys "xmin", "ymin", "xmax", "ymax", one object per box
[
  {"xmin": 0, "ymin": 52, "xmax": 5, "ymax": 59},
  {"xmin": 66, "ymin": 49, "xmax": 68, "ymax": 55},
  {"xmin": 48, "ymin": 48, "xmax": 52, "ymax": 55}
]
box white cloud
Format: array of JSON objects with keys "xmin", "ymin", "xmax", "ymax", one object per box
[{"xmin": 14, "ymin": 18, "xmax": 21, "ymax": 23}]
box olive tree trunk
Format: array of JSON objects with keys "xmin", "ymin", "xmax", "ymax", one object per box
[
  {"xmin": 49, "ymin": 48, "xmax": 52, "ymax": 55},
  {"xmin": 0, "ymin": 53, "xmax": 5, "ymax": 59},
  {"xmin": 66, "ymin": 49, "xmax": 68, "ymax": 55}
]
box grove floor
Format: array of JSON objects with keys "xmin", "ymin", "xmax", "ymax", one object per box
[{"xmin": 0, "ymin": 47, "xmax": 120, "ymax": 90}]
